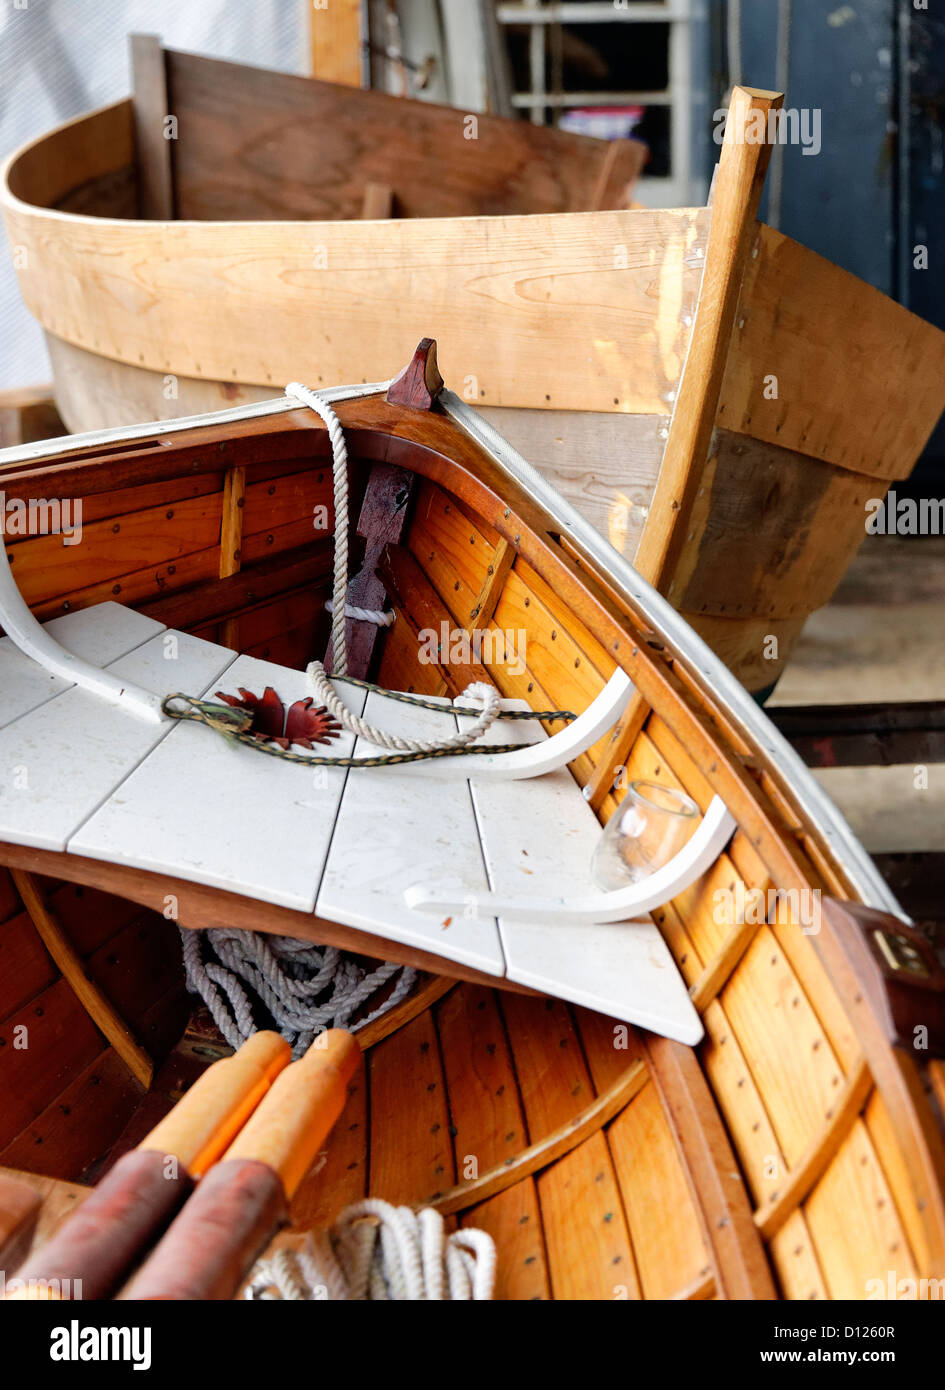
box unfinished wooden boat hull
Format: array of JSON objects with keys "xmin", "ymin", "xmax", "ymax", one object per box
[
  {"xmin": 4, "ymin": 58, "xmax": 945, "ymax": 693},
  {"xmin": 0, "ymin": 353, "xmax": 943, "ymax": 1300}
]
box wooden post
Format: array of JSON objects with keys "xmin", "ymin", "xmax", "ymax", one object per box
[
  {"xmin": 633, "ymin": 86, "xmax": 782, "ymax": 597},
  {"xmin": 310, "ymin": 0, "xmax": 364, "ymax": 87},
  {"xmin": 130, "ymin": 34, "xmax": 174, "ymax": 220}
]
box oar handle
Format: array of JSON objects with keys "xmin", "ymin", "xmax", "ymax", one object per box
[
  {"xmin": 139, "ymin": 1029, "xmax": 290, "ymax": 1176},
  {"xmin": 119, "ymin": 1030, "xmax": 361, "ymax": 1300}
]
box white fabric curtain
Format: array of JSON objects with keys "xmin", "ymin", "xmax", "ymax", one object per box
[{"xmin": 0, "ymin": 0, "xmax": 308, "ymax": 388}]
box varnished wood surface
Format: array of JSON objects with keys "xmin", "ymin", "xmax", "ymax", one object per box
[{"xmin": 1, "ymin": 396, "xmax": 944, "ymax": 1299}]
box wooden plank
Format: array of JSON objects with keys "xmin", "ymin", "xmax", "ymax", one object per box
[
  {"xmin": 0, "ymin": 627, "xmax": 234, "ymax": 853},
  {"xmin": 130, "ymin": 35, "xmax": 174, "ymax": 220},
  {"xmin": 11, "ymin": 870, "xmax": 152, "ymax": 1087},
  {"xmin": 378, "ymin": 544, "xmax": 491, "ymax": 694},
  {"xmin": 496, "ymin": 991, "xmax": 636, "ymax": 1298},
  {"xmin": 434, "ymin": 985, "xmax": 528, "ymax": 1182},
  {"xmin": 756, "ymin": 1061, "xmax": 872, "ymax": 1241},
  {"xmin": 368, "ymin": 1010, "xmax": 454, "ymax": 1204},
  {"xmin": 0, "ymin": 602, "xmax": 164, "ymax": 732},
  {"xmin": 461, "ymin": 1182, "xmax": 550, "ymax": 1301},
  {"xmin": 310, "ymin": 0, "xmax": 363, "ymax": 86},
  {"xmin": 677, "ymin": 428, "xmax": 876, "ymax": 620},
  {"xmin": 166, "ymin": 47, "xmax": 654, "ymax": 221},
  {"xmin": 0, "ymin": 977, "xmax": 104, "ymax": 1148},
  {"xmin": 477, "ymin": 407, "xmax": 664, "ymax": 556},
  {"xmin": 0, "ymin": 1171, "xmax": 42, "ymax": 1269},
  {"xmin": 646, "ymin": 1035, "xmax": 777, "ymax": 1300},
  {"xmin": 31, "ymin": 547, "xmax": 222, "ymax": 627},
  {"xmin": 607, "ymin": 1080, "xmax": 710, "ymax": 1299},
  {"xmin": 0, "ymin": 1049, "xmax": 145, "ymax": 1182},
  {"xmin": 6, "ymin": 491, "xmax": 223, "ymax": 607},
  {"xmin": 458, "ymin": 704, "xmax": 701, "ymax": 1040},
  {"xmin": 634, "ymin": 86, "xmax": 782, "ymax": 597},
  {"xmin": 720, "ymin": 928, "xmax": 852, "ymax": 1169},
  {"xmin": 768, "ymin": 1208, "xmax": 830, "ymax": 1300},
  {"xmin": 71, "ymin": 653, "xmax": 364, "ymax": 914},
  {"xmin": 0, "ymin": 906, "xmax": 57, "ymax": 1024},
  {"xmin": 3, "ymin": 158, "xmax": 706, "ymax": 414},
  {"xmin": 718, "ymin": 222, "xmax": 945, "ymax": 481},
  {"xmin": 0, "ymin": 1166, "xmax": 90, "ymax": 1257},
  {"xmin": 537, "ymin": 1133, "xmax": 638, "ymax": 1300},
  {"xmin": 317, "ymin": 692, "xmax": 505, "ymax": 976},
  {"xmin": 803, "ymin": 1119, "xmax": 918, "ymax": 1299}
]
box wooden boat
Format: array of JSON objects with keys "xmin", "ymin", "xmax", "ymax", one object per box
[
  {"xmin": 4, "ymin": 55, "xmax": 945, "ymax": 695},
  {"xmin": 0, "ymin": 337, "xmax": 943, "ymax": 1302}
]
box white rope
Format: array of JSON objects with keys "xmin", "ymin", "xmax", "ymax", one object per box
[
  {"xmin": 245, "ymin": 1200, "xmax": 497, "ymax": 1301},
  {"xmin": 180, "ymin": 927, "xmax": 417, "ymax": 1058},
  {"xmin": 285, "ymin": 381, "xmax": 351, "ymax": 676},
  {"xmin": 324, "ymin": 599, "xmax": 394, "ymax": 627},
  {"xmin": 285, "ymin": 378, "xmax": 505, "ymax": 758}
]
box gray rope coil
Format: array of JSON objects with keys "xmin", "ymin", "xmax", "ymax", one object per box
[{"xmin": 180, "ymin": 927, "xmax": 417, "ymax": 1058}]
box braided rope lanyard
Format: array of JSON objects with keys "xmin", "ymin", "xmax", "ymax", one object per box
[{"xmin": 162, "ymin": 382, "xmax": 575, "ymax": 766}]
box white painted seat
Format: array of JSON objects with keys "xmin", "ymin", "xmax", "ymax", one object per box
[{"xmin": 0, "ymin": 600, "xmax": 714, "ymax": 1042}]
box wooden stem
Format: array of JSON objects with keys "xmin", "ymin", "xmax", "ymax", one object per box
[{"xmin": 634, "ymin": 85, "xmax": 782, "ymax": 598}]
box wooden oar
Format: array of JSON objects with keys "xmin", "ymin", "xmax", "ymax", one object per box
[
  {"xmin": 120, "ymin": 1029, "xmax": 360, "ymax": 1300},
  {"xmin": 5, "ymin": 1032, "xmax": 290, "ymax": 1300}
]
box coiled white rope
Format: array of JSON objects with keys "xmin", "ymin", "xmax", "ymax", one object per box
[
  {"xmin": 245, "ymin": 1200, "xmax": 496, "ymax": 1301},
  {"xmin": 284, "ymin": 380, "xmax": 503, "ymax": 757}
]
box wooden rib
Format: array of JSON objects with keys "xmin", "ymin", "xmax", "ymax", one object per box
[
  {"xmin": 218, "ymin": 465, "xmax": 245, "ymax": 578},
  {"xmin": 130, "ymin": 34, "xmax": 174, "ymax": 220},
  {"xmin": 583, "ymin": 689, "xmax": 649, "ymax": 812},
  {"xmin": 931, "ymin": 1062, "xmax": 945, "ymax": 1119},
  {"xmin": 429, "ymin": 1058, "xmax": 646, "ymax": 1218},
  {"xmin": 360, "ymin": 183, "xmax": 393, "ymax": 219},
  {"xmin": 469, "ymin": 536, "xmax": 515, "ymax": 628},
  {"xmin": 645, "ymin": 1034, "xmax": 777, "ymax": 1300},
  {"xmin": 671, "ymin": 1270, "xmax": 716, "ymax": 1300},
  {"xmin": 755, "ymin": 1059, "xmax": 872, "ymax": 1241},
  {"xmin": 10, "ymin": 871, "xmax": 153, "ymax": 1089},
  {"xmin": 355, "ymin": 974, "xmax": 456, "ymax": 1051},
  {"xmin": 634, "ymin": 86, "xmax": 782, "ymax": 597},
  {"xmin": 689, "ymin": 914, "xmax": 763, "ymax": 1013},
  {"xmin": 218, "ymin": 464, "xmax": 245, "ymax": 648}
]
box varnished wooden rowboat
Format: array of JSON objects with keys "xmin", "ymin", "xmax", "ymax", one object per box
[
  {"xmin": 0, "ymin": 341, "xmax": 943, "ymax": 1301},
  {"xmin": 4, "ymin": 48, "xmax": 945, "ymax": 694}
]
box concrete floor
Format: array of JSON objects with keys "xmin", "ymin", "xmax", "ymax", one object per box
[{"xmin": 770, "ymin": 536, "xmax": 944, "ymax": 855}]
